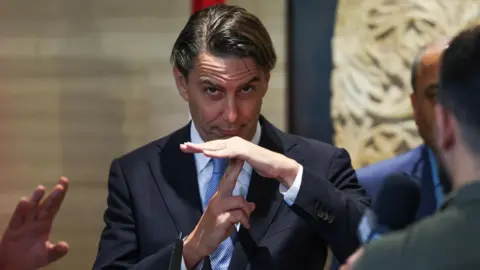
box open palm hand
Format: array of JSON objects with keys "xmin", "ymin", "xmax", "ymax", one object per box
[{"xmin": 0, "ymin": 177, "xmax": 69, "ymax": 270}]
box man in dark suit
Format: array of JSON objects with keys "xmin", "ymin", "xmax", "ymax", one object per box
[
  {"xmin": 341, "ymin": 24, "xmax": 480, "ymax": 270},
  {"xmin": 330, "ymin": 37, "xmax": 452, "ymax": 270},
  {"xmin": 93, "ymin": 4, "xmax": 369, "ymax": 270},
  {"xmin": 356, "ymin": 38, "xmax": 452, "ymax": 219}
]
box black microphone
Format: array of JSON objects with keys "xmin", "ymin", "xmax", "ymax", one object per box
[
  {"xmin": 357, "ymin": 173, "xmax": 421, "ymax": 244},
  {"xmin": 168, "ymin": 232, "xmax": 184, "ymax": 270}
]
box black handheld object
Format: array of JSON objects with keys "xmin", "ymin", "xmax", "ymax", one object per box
[
  {"xmin": 168, "ymin": 232, "xmax": 184, "ymax": 270},
  {"xmin": 357, "ymin": 173, "xmax": 421, "ymax": 244}
]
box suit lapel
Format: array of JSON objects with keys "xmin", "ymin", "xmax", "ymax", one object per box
[
  {"xmin": 149, "ymin": 123, "xmax": 203, "ymax": 236},
  {"xmin": 229, "ymin": 117, "xmax": 294, "ymax": 269}
]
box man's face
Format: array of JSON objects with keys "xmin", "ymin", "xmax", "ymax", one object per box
[
  {"xmin": 174, "ymin": 52, "xmax": 269, "ymax": 142},
  {"xmin": 411, "ymin": 46, "xmax": 443, "ymax": 150}
]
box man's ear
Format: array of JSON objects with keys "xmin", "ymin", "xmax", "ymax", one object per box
[
  {"xmin": 173, "ymin": 67, "xmax": 188, "ymax": 101},
  {"xmin": 410, "ymin": 92, "xmax": 416, "ymax": 107}
]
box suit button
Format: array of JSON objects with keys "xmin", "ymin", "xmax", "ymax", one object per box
[
  {"xmin": 328, "ymin": 216, "xmax": 335, "ymax": 224},
  {"xmin": 317, "ymin": 211, "xmax": 329, "ymax": 220}
]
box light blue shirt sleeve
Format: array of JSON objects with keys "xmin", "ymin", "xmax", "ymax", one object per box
[{"xmin": 181, "ymin": 235, "xmax": 204, "ymax": 270}]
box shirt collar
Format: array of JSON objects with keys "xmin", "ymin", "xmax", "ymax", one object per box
[{"xmin": 190, "ymin": 121, "xmax": 262, "ymax": 174}]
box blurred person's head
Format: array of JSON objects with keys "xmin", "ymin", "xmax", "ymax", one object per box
[
  {"xmin": 170, "ymin": 4, "xmax": 276, "ymax": 142},
  {"xmin": 435, "ymin": 25, "xmax": 480, "ymax": 189},
  {"xmin": 410, "ymin": 38, "xmax": 450, "ymax": 151}
]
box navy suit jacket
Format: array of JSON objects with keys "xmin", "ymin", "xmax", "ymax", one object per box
[
  {"xmin": 93, "ymin": 116, "xmax": 370, "ymax": 270},
  {"xmin": 356, "ymin": 144, "xmax": 437, "ymax": 220}
]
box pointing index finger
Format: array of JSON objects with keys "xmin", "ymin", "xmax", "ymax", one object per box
[{"xmin": 218, "ymin": 159, "xmax": 244, "ymax": 197}]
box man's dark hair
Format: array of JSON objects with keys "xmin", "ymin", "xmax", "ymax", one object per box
[
  {"xmin": 439, "ymin": 25, "xmax": 480, "ymax": 154},
  {"xmin": 170, "ymin": 4, "xmax": 277, "ymax": 78},
  {"xmin": 410, "ymin": 47, "xmax": 427, "ymax": 92},
  {"xmin": 410, "ymin": 38, "xmax": 450, "ymax": 92}
]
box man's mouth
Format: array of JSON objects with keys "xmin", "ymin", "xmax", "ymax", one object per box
[{"xmin": 220, "ymin": 128, "xmax": 241, "ymax": 136}]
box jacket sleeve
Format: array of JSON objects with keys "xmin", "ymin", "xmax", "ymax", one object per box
[
  {"xmin": 291, "ymin": 148, "xmax": 371, "ymax": 263},
  {"xmin": 92, "ymin": 159, "xmax": 174, "ymax": 270}
]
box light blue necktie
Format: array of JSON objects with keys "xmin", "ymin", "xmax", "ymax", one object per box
[{"xmin": 204, "ymin": 158, "xmax": 236, "ymax": 269}]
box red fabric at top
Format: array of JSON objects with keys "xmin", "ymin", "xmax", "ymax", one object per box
[{"xmin": 192, "ymin": 0, "xmax": 225, "ymax": 14}]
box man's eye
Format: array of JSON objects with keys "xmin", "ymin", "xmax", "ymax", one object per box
[
  {"xmin": 241, "ymin": 86, "xmax": 254, "ymax": 93},
  {"xmin": 205, "ymin": 87, "xmax": 219, "ymax": 94},
  {"xmin": 426, "ymin": 92, "xmax": 437, "ymax": 100}
]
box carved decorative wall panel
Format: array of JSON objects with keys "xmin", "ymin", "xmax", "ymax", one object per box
[{"xmin": 332, "ymin": 0, "xmax": 480, "ymax": 168}]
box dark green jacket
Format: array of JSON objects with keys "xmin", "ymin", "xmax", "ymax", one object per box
[{"xmin": 354, "ymin": 182, "xmax": 480, "ymax": 270}]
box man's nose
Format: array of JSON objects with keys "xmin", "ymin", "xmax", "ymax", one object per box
[{"xmin": 223, "ymin": 98, "xmax": 238, "ymax": 123}]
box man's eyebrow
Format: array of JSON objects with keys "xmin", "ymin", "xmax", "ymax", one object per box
[
  {"xmin": 244, "ymin": 76, "xmax": 260, "ymax": 84},
  {"xmin": 425, "ymin": 83, "xmax": 439, "ymax": 92},
  {"xmin": 199, "ymin": 77, "xmax": 218, "ymax": 85},
  {"xmin": 239, "ymin": 76, "xmax": 260, "ymax": 87},
  {"xmin": 197, "ymin": 76, "xmax": 261, "ymax": 89}
]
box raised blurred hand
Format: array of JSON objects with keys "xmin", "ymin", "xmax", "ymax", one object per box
[{"xmin": 0, "ymin": 177, "xmax": 69, "ymax": 270}]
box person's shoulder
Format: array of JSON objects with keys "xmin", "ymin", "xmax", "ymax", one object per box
[
  {"xmin": 356, "ymin": 145, "xmax": 425, "ymax": 179},
  {"xmin": 408, "ymin": 206, "xmax": 480, "ymax": 268},
  {"xmin": 406, "ymin": 204, "xmax": 480, "ymax": 251},
  {"xmin": 354, "ymin": 230, "xmax": 407, "ymax": 270},
  {"xmin": 358, "ymin": 208, "xmax": 475, "ymax": 270},
  {"xmin": 114, "ymin": 124, "xmax": 188, "ymax": 166},
  {"xmin": 282, "ymin": 131, "xmax": 345, "ymax": 157},
  {"xmin": 355, "ymin": 213, "xmax": 435, "ymax": 270},
  {"xmin": 260, "ymin": 116, "xmax": 344, "ymax": 158}
]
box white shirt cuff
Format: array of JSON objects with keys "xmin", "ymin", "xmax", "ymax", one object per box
[
  {"xmin": 181, "ymin": 255, "xmax": 204, "ymax": 270},
  {"xmin": 181, "ymin": 235, "xmax": 204, "ymax": 270},
  {"xmin": 279, "ymin": 165, "xmax": 303, "ymax": 206},
  {"xmin": 181, "ymin": 255, "xmax": 188, "ymax": 270}
]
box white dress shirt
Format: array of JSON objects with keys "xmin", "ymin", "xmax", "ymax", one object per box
[{"xmin": 181, "ymin": 121, "xmax": 304, "ymax": 269}]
